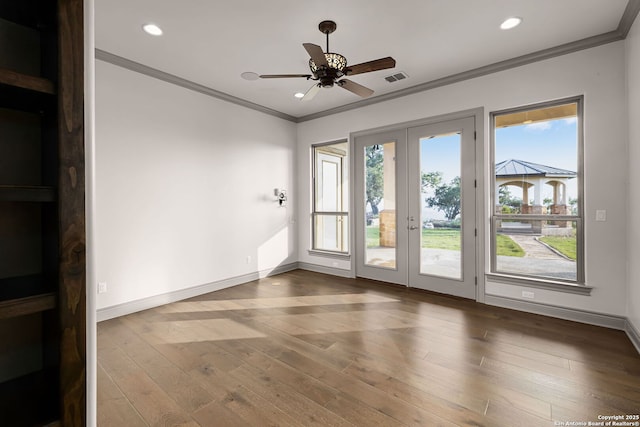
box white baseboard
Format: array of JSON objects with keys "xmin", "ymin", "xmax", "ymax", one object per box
[
  {"xmin": 627, "ymin": 319, "xmax": 640, "ymax": 354},
  {"xmin": 96, "ymin": 262, "xmax": 298, "ymax": 322},
  {"xmin": 484, "ymin": 295, "xmax": 627, "ymax": 330},
  {"xmin": 297, "ymin": 262, "xmax": 354, "ymax": 278}
]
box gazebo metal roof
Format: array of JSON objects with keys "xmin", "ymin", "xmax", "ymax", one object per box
[{"xmin": 495, "ymin": 159, "xmax": 576, "ymax": 179}]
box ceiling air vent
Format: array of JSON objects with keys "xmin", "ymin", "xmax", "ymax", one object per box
[{"xmin": 384, "ymin": 71, "xmax": 408, "ymax": 83}]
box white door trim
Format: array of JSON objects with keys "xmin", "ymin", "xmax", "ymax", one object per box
[{"xmin": 349, "ymin": 108, "xmax": 485, "ymax": 301}]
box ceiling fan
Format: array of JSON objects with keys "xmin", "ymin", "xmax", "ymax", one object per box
[{"xmin": 258, "ymin": 20, "xmax": 396, "ymax": 101}]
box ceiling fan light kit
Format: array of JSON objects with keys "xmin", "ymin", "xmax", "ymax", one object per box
[{"xmin": 257, "ymin": 20, "xmax": 396, "ymax": 101}]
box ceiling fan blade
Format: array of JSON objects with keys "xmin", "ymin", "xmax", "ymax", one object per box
[
  {"xmin": 301, "ymin": 83, "xmax": 321, "ymax": 101},
  {"xmin": 345, "ymin": 57, "xmax": 396, "ymax": 76},
  {"xmin": 259, "ymin": 74, "xmax": 312, "ymax": 79},
  {"xmin": 338, "ymin": 79, "xmax": 374, "ymax": 98},
  {"xmin": 303, "ymin": 43, "xmax": 328, "ymax": 68}
]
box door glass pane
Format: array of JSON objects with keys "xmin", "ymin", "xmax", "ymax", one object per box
[
  {"xmin": 419, "ymin": 133, "xmax": 462, "ymax": 279},
  {"xmin": 364, "ymin": 142, "xmax": 396, "ymax": 269}
]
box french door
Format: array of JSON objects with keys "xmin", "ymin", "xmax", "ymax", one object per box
[{"xmin": 354, "ymin": 117, "xmax": 477, "ymax": 299}]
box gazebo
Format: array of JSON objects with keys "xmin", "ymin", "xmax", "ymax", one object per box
[{"xmin": 495, "ymin": 159, "xmax": 576, "ymax": 234}]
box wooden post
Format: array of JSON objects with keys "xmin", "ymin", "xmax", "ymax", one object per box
[{"xmin": 58, "ymin": 0, "xmax": 86, "ymax": 425}]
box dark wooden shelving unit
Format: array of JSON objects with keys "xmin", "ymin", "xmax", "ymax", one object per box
[
  {"xmin": 0, "ymin": 67, "xmax": 56, "ymax": 94},
  {"xmin": 0, "ymin": 0, "xmax": 85, "ymax": 425},
  {"xmin": 0, "ymin": 291, "xmax": 57, "ymax": 320},
  {"xmin": 0, "ymin": 185, "xmax": 57, "ymax": 202}
]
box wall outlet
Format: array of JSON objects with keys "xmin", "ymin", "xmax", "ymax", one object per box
[
  {"xmin": 595, "ymin": 210, "xmax": 607, "ymax": 222},
  {"xmin": 98, "ymin": 282, "xmax": 107, "ymax": 294},
  {"xmin": 246, "ymin": 256, "xmax": 252, "ymax": 264},
  {"xmin": 521, "ymin": 290, "xmax": 535, "ymax": 299}
]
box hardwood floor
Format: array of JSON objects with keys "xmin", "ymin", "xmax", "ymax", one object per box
[{"xmin": 98, "ymin": 270, "xmax": 640, "ymax": 426}]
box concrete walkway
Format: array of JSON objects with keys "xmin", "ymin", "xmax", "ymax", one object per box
[
  {"xmin": 365, "ymin": 233, "xmax": 576, "ymax": 280},
  {"xmin": 498, "ymin": 234, "xmax": 575, "ymax": 279},
  {"xmin": 506, "ymin": 234, "xmax": 563, "ymax": 259}
]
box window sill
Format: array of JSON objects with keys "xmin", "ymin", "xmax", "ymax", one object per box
[
  {"xmin": 486, "ymin": 273, "xmax": 593, "ymax": 296},
  {"xmin": 307, "ymin": 249, "xmax": 351, "ymax": 260}
]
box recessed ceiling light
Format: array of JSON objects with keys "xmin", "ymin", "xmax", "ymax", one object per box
[
  {"xmin": 142, "ymin": 23, "xmax": 163, "ymax": 36},
  {"xmin": 500, "ymin": 17, "xmax": 522, "ymax": 30},
  {"xmin": 241, "ymin": 72, "xmax": 260, "ymax": 81},
  {"xmin": 294, "ymin": 92, "xmax": 305, "ymax": 99}
]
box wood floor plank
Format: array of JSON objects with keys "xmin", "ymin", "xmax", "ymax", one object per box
[
  {"xmin": 247, "ymin": 340, "xmax": 458, "ymax": 426},
  {"xmin": 97, "ymin": 363, "xmax": 147, "ymax": 427},
  {"xmin": 97, "ymin": 270, "xmax": 640, "ymax": 426},
  {"xmin": 99, "ymin": 347, "xmax": 195, "ymax": 426},
  {"xmin": 228, "ymin": 363, "xmax": 355, "ymax": 427},
  {"xmin": 191, "ymin": 400, "xmax": 249, "ymax": 427}
]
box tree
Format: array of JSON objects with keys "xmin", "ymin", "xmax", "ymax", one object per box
[
  {"xmin": 499, "ymin": 186, "xmax": 522, "ymax": 212},
  {"xmin": 569, "ymin": 197, "xmax": 578, "ymax": 215},
  {"xmin": 365, "ymin": 145, "xmax": 384, "ymax": 215},
  {"xmin": 421, "ymin": 171, "xmax": 443, "ymax": 190},
  {"xmin": 422, "ymin": 172, "xmax": 461, "ymax": 220}
]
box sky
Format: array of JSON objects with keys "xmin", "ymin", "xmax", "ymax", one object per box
[
  {"xmin": 419, "ymin": 117, "xmax": 578, "ymax": 221},
  {"xmin": 494, "ymin": 117, "xmax": 578, "ymax": 203}
]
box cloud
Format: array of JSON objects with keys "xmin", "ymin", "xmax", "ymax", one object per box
[
  {"xmin": 563, "ymin": 117, "xmax": 577, "ymax": 125},
  {"xmin": 525, "ymin": 121, "xmax": 552, "ymax": 131}
]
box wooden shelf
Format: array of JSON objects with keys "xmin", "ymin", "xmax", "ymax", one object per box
[
  {"xmin": 0, "ymin": 67, "xmax": 55, "ymax": 95},
  {"xmin": 0, "ymin": 68, "xmax": 56, "ymax": 95},
  {"xmin": 0, "ymin": 185, "xmax": 56, "ymax": 202},
  {"xmin": 0, "ymin": 292, "xmax": 56, "ymax": 320}
]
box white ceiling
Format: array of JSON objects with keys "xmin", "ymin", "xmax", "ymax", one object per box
[{"xmin": 95, "ymin": 0, "xmax": 631, "ymax": 120}]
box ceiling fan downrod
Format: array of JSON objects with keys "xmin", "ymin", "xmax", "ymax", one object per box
[{"xmin": 318, "ymin": 20, "xmax": 337, "ymax": 53}]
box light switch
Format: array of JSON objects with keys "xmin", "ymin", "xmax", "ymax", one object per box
[{"xmin": 595, "ymin": 210, "xmax": 606, "ymax": 222}]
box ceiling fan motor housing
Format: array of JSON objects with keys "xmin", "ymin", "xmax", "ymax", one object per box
[{"xmin": 309, "ymin": 52, "xmax": 346, "ymax": 87}]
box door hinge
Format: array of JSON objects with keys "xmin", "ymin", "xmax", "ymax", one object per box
[
  {"xmin": 475, "ymin": 228, "xmax": 477, "ymax": 237},
  {"xmin": 475, "ymin": 276, "xmax": 478, "ymax": 286},
  {"xmin": 474, "ymin": 179, "xmax": 477, "ymax": 188},
  {"xmin": 474, "ymin": 131, "xmax": 477, "ymax": 140}
]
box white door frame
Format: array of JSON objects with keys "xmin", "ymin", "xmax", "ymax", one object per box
[{"xmin": 349, "ymin": 108, "xmax": 485, "ymax": 301}]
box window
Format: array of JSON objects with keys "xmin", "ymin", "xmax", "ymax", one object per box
[
  {"xmin": 491, "ymin": 97, "xmax": 584, "ymax": 284},
  {"xmin": 312, "ymin": 141, "xmax": 349, "ymax": 254}
]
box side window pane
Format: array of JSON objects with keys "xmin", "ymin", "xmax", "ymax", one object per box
[
  {"xmin": 313, "ymin": 141, "xmax": 349, "ymax": 253},
  {"xmin": 492, "ymin": 100, "xmax": 582, "ymax": 283}
]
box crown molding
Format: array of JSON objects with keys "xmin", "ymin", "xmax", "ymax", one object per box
[
  {"xmin": 95, "ymin": 0, "xmax": 640, "ymax": 124},
  {"xmin": 296, "ymin": 30, "xmax": 624, "ymax": 122},
  {"xmin": 618, "ymin": 0, "xmax": 640, "ymax": 37},
  {"xmin": 95, "ymin": 49, "xmax": 298, "ymax": 122}
]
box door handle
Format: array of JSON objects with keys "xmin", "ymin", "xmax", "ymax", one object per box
[{"xmin": 409, "ymin": 225, "xmax": 419, "ymax": 230}]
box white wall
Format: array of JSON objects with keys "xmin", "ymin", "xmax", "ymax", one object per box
[
  {"xmin": 627, "ymin": 17, "xmax": 640, "ymax": 336},
  {"xmin": 297, "ymin": 41, "xmax": 628, "ymax": 317},
  {"xmin": 95, "ymin": 61, "xmax": 297, "ymax": 311}
]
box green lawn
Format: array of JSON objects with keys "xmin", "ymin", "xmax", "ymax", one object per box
[
  {"xmin": 496, "ymin": 234, "xmax": 525, "ymax": 257},
  {"xmin": 366, "ymin": 226, "xmax": 524, "ymax": 257},
  {"xmin": 366, "ymin": 226, "xmax": 380, "ymax": 248},
  {"xmin": 539, "ymin": 236, "xmax": 577, "ymax": 260},
  {"xmin": 421, "ymin": 228, "xmax": 461, "ymax": 251}
]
